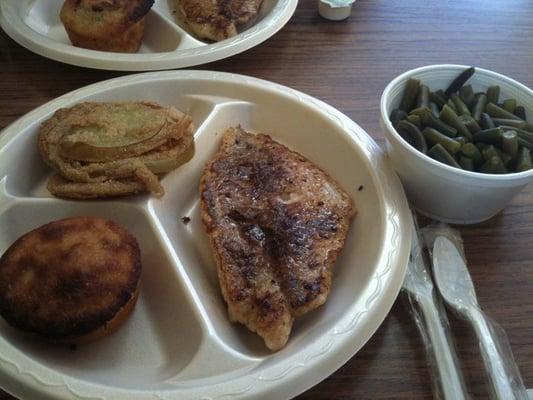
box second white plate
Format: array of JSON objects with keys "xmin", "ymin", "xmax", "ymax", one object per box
[
  {"xmin": 0, "ymin": 70, "xmax": 411, "ymax": 399},
  {"xmin": 0, "ymin": 0, "xmax": 297, "ymax": 71}
]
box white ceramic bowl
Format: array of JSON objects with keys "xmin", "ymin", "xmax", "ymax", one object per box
[{"xmin": 380, "ymin": 64, "xmax": 533, "ymax": 224}]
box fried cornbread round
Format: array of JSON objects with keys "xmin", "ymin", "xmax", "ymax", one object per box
[
  {"xmin": 0, "ymin": 217, "xmax": 142, "ymax": 343},
  {"xmin": 60, "ymin": 0, "xmax": 155, "ymax": 52}
]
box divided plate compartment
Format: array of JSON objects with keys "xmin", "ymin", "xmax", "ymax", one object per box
[
  {"xmin": 0, "ymin": 71, "xmax": 411, "ymax": 400},
  {"xmin": 0, "ymin": 0, "xmax": 298, "ymax": 71}
]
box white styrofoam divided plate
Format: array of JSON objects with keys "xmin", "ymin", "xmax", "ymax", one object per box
[
  {"xmin": 0, "ymin": 0, "xmax": 297, "ymax": 71},
  {"xmin": 0, "ymin": 71, "xmax": 411, "ymax": 400}
]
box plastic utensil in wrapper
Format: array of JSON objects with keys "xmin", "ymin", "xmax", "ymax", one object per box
[
  {"xmin": 402, "ymin": 216, "xmax": 469, "ymax": 400},
  {"xmin": 424, "ymin": 223, "xmax": 528, "ymax": 400}
]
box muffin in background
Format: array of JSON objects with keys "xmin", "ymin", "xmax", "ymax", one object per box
[{"xmin": 60, "ymin": 0, "xmax": 155, "ymax": 53}]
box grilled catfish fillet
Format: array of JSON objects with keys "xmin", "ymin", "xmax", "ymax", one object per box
[
  {"xmin": 177, "ymin": 0, "xmax": 264, "ymax": 42},
  {"xmin": 200, "ymin": 127, "xmax": 355, "ymax": 351}
]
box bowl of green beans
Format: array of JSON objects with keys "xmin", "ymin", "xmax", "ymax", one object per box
[{"xmin": 380, "ymin": 64, "xmax": 533, "ymax": 224}]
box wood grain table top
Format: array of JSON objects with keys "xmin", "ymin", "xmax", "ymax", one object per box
[{"xmin": 1, "ymin": 0, "xmax": 532, "ymax": 399}]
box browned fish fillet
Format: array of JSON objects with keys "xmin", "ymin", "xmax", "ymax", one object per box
[
  {"xmin": 200, "ymin": 127, "xmax": 355, "ymax": 350},
  {"xmin": 177, "ymin": 0, "xmax": 264, "ymax": 41}
]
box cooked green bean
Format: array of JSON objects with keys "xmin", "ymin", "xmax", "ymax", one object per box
[
  {"xmin": 455, "ymin": 136, "xmax": 467, "ymax": 146},
  {"xmin": 502, "ymin": 98, "xmax": 516, "ymax": 114},
  {"xmin": 430, "ymin": 102, "xmax": 440, "ymax": 117},
  {"xmin": 419, "ymin": 109, "xmax": 457, "ymax": 137},
  {"xmin": 450, "ymin": 93, "xmax": 471, "ymax": 116},
  {"xmin": 416, "ymin": 84, "xmax": 430, "ymax": 109},
  {"xmin": 447, "ymin": 99, "xmax": 458, "ymax": 113},
  {"xmin": 439, "ymin": 104, "xmax": 472, "ymax": 139},
  {"xmin": 423, "ymin": 127, "xmax": 461, "ymax": 154},
  {"xmin": 480, "ymin": 155, "xmax": 507, "ymax": 174},
  {"xmin": 492, "ymin": 118, "xmax": 529, "ymax": 130},
  {"xmin": 427, "ymin": 144, "xmax": 461, "ymax": 168},
  {"xmin": 399, "ymin": 78, "xmax": 420, "ymax": 112},
  {"xmin": 397, "ymin": 120, "xmax": 428, "ymax": 153},
  {"xmin": 459, "ymin": 156, "xmax": 474, "ymax": 171},
  {"xmin": 392, "ymin": 67, "xmax": 530, "ymax": 174},
  {"xmin": 406, "ymin": 114, "xmax": 422, "ymax": 129},
  {"xmin": 479, "ymin": 112, "xmax": 496, "ymax": 129},
  {"xmin": 459, "ymin": 115, "xmax": 481, "ymax": 134},
  {"xmin": 389, "ymin": 109, "xmax": 408, "ymax": 127},
  {"xmin": 445, "ymin": 67, "xmax": 475, "ymax": 96},
  {"xmin": 461, "ymin": 143, "xmax": 483, "ymax": 166},
  {"xmin": 500, "ymin": 126, "xmax": 533, "ymax": 143},
  {"xmin": 472, "ymin": 94, "xmax": 487, "ymax": 122},
  {"xmin": 486, "ymin": 85, "xmax": 500, "ymax": 105},
  {"xmin": 482, "ymin": 145, "xmax": 500, "ymax": 161},
  {"xmin": 514, "ymin": 106, "xmax": 527, "ymax": 120},
  {"xmin": 459, "ymin": 85, "xmax": 475, "ymax": 108},
  {"xmin": 473, "ymin": 127, "xmax": 503, "ymax": 144},
  {"xmin": 486, "ymin": 102, "xmax": 522, "ymax": 121},
  {"xmin": 515, "ymin": 147, "xmax": 532, "ymax": 172},
  {"xmin": 501, "ymin": 130, "xmax": 519, "ymax": 158},
  {"xmin": 430, "ymin": 90, "xmax": 447, "ymax": 108}
]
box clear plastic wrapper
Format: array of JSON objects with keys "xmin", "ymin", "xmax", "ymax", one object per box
[
  {"xmin": 403, "ymin": 219, "xmax": 469, "ymax": 400},
  {"xmin": 423, "ymin": 223, "xmax": 528, "ymax": 400}
]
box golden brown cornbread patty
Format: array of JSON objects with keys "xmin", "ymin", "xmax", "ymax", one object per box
[
  {"xmin": 0, "ymin": 217, "xmax": 142, "ymax": 343},
  {"xmin": 60, "ymin": 0, "xmax": 155, "ymax": 52}
]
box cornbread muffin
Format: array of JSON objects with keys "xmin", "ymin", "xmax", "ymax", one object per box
[
  {"xmin": 0, "ymin": 217, "xmax": 142, "ymax": 344},
  {"xmin": 60, "ymin": 0, "xmax": 155, "ymax": 52},
  {"xmin": 38, "ymin": 101, "xmax": 195, "ymax": 199}
]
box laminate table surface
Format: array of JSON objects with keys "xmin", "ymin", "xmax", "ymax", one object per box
[{"xmin": 1, "ymin": 1, "xmax": 532, "ymax": 399}]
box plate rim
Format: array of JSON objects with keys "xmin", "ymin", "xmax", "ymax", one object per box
[
  {"xmin": 0, "ymin": 70, "xmax": 412, "ymax": 400},
  {"xmin": 0, "ymin": 0, "xmax": 298, "ymax": 71}
]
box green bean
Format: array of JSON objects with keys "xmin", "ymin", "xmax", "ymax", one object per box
[
  {"xmin": 459, "ymin": 85, "xmax": 475, "ymax": 109},
  {"xmin": 445, "ymin": 67, "xmax": 475, "ymax": 96},
  {"xmin": 450, "ymin": 93, "xmax": 471, "ymax": 116},
  {"xmin": 482, "ymin": 145, "xmax": 499, "ymax": 161},
  {"xmin": 476, "ymin": 142, "xmax": 489, "ymax": 151},
  {"xmin": 518, "ymin": 137, "xmax": 533, "ymax": 151},
  {"xmin": 427, "ymin": 144, "xmax": 461, "ymax": 168},
  {"xmin": 459, "ymin": 156, "xmax": 474, "ymax": 171},
  {"xmin": 390, "ymin": 109, "xmax": 408, "ymax": 127},
  {"xmin": 406, "ymin": 114, "xmax": 422, "ymax": 129},
  {"xmin": 492, "ymin": 118, "xmax": 529, "ymax": 130},
  {"xmin": 479, "ymin": 112, "xmax": 496, "ymax": 129},
  {"xmin": 515, "ymin": 147, "xmax": 532, "ymax": 172},
  {"xmin": 447, "ymin": 99, "xmax": 458, "ymax": 112},
  {"xmin": 501, "ymin": 130, "xmax": 519, "ymax": 158},
  {"xmin": 400, "ymin": 78, "xmax": 420, "ymax": 112},
  {"xmin": 439, "ymin": 104, "xmax": 472, "ymax": 139},
  {"xmin": 423, "ymin": 127, "xmax": 461, "ymax": 154},
  {"xmin": 480, "ymin": 155, "xmax": 507, "ymax": 174},
  {"xmin": 495, "ymin": 147, "xmax": 513, "ymax": 167},
  {"xmin": 473, "ymin": 127, "xmax": 503, "ymax": 145},
  {"xmin": 472, "ymin": 94, "xmax": 487, "ymax": 122},
  {"xmin": 499, "ymin": 126, "xmax": 533, "ymax": 144},
  {"xmin": 486, "ymin": 85, "xmax": 501, "ymax": 105},
  {"xmin": 502, "ymin": 98, "xmax": 516, "ymax": 114},
  {"xmin": 430, "ymin": 90, "xmax": 447, "ymax": 108},
  {"xmin": 416, "ymin": 84, "xmax": 430, "ymax": 109},
  {"xmin": 420, "ymin": 109, "xmax": 458, "ymax": 137},
  {"xmin": 409, "ymin": 106, "xmax": 432, "ymax": 116},
  {"xmin": 514, "ymin": 106, "xmax": 527, "ymax": 120},
  {"xmin": 455, "ymin": 136, "xmax": 467, "ymax": 146},
  {"xmin": 486, "ymin": 102, "xmax": 522, "ymax": 121},
  {"xmin": 461, "ymin": 143, "xmax": 483, "ymax": 166},
  {"xmin": 430, "ymin": 102, "xmax": 440, "ymax": 117},
  {"xmin": 459, "ymin": 115, "xmax": 481, "ymax": 134},
  {"xmin": 397, "ymin": 120, "xmax": 428, "ymax": 154}
]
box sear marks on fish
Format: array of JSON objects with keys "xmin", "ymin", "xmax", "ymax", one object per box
[
  {"xmin": 177, "ymin": 0, "xmax": 264, "ymax": 41},
  {"xmin": 200, "ymin": 127, "xmax": 355, "ymax": 350}
]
